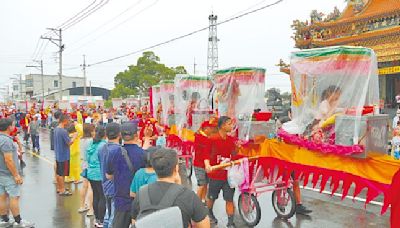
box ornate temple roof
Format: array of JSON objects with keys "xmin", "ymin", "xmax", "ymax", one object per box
[
  {"xmin": 317, "ymin": 0, "xmax": 400, "ymax": 27},
  {"xmin": 313, "ymin": 26, "xmax": 400, "ymax": 46}
]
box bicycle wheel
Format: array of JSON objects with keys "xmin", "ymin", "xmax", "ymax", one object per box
[
  {"xmin": 185, "ymin": 158, "xmax": 193, "ymax": 178},
  {"xmin": 271, "ymin": 188, "xmax": 296, "ymax": 219},
  {"xmin": 238, "ymin": 192, "xmax": 261, "ymax": 227}
]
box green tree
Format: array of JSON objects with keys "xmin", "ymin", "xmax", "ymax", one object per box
[
  {"xmin": 111, "ymin": 51, "xmax": 187, "ymax": 98},
  {"xmin": 104, "ymin": 99, "xmax": 112, "ymax": 109}
]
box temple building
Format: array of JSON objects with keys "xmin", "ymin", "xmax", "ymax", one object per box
[{"xmin": 289, "ymin": 0, "xmax": 400, "ymax": 109}]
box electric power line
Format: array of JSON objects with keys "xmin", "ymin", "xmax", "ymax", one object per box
[
  {"xmin": 32, "ymin": 39, "xmax": 46, "ymax": 60},
  {"xmin": 225, "ymin": 0, "xmax": 269, "ymax": 19},
  {"xmin": 66, "ymin": 0, "xmax": 158, "ymax": 54},
  {"xmin": 29, "ymin": 0, "xmax": 108, "ymax": 68},
  {"xmin": 63, "ymin": 66, "xmax": 81, "ymax": 71},
  {"xmin": 38, "ymin": 0, "xmax": 101, "ymax": 38},
  {"xmin": 36, "ymin": 40, "xmax": 50, "ymax": 60},
  {"xmin": 66, "ymin": 0, "xmax": 143, "ymax": 49},
  {"xmin": 61, "ymin": 0, "xmax": 110, "ymax": 31},
  {"xmin": 30, "ymin": 38, "xmax": 42, "ymax": 60},
  {"xmin": 88, "ymin": 0, "xmax": 283, "ymax": 67},
  {"xmin": 56, "ymin": 0, "xmax": 98, "ymax": 29}
]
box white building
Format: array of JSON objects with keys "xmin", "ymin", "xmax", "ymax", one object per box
[
  {"xmin": 25, "ymin": 74, "xmax": 85, "ymax": 99},
  {"xmin": 10, "ymin": 78, "xmax": 26, "ymax": 100}
]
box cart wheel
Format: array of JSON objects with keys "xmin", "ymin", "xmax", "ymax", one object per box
[
  {"xmin": 185, "ymin": 158, "xmax": 193, "ymax": 178},
  {"xmin": 238, "ymin": 192, "xmax": 261, "ymax": 227},
  {"xmin": 271, "ymin": 188, "xmax": 296, "ymax": 219}
]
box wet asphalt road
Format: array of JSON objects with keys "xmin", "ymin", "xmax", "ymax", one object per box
[{"xmin": 16, "ymin": 128, "xmax": 390, "ymax": 228}]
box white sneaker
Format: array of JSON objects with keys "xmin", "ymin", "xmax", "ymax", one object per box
[
  {"xmin": 12, "ymin": 220, "xmax": 34, "ymax": 228},
  {"xmin": 0, "ymin": 220, "xmax": 11, "ymax": 228}
]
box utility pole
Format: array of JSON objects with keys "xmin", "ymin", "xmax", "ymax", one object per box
[
  {"xmin": 41, "ymin": 28, "xmax": 64, "ymax": 101},
  {"xmin": 207, "ymin": 14, "xmax": 219, "ymax": 77},
  {"xmin": 81, "ymin": 55, "xmax": 87, "ymax": 96},
  {"xmin": 193, "ymin": 57, "xmax": 197, "ymax": 75},
  {"xmin": 89, "ymin": 80, "xmax": 92, "ymax": 96},
  {"xmin": 26, "ymin": 60, "xmax": 44, "ymax": 102}
]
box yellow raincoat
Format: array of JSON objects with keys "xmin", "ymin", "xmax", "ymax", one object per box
[{"xmin": 68, "ymin": 123, "xmax": 83, "ymax": 182}]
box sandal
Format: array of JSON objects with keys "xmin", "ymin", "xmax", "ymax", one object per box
[
  {"xmin": 56, "ymin": 188, "xmax": 70, "ymax": 194},
  {"xmin": 59, "ymin": 191, "xmax": 72, "ymax": 196},
  {"xmin": 78, "ymin": 207, "xmax": 89, "ymax": 213}
]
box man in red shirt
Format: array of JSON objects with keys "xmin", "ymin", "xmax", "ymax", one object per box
[
  {"xmin": 194, "ymin": 120, "xmax": 217, "ymax": 203},
  {"xmin": 205, "ymin": 116, "xmax": 238, "ymax": 228}
]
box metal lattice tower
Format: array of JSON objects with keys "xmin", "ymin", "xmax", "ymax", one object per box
[{"xmin": 207, "ymin": 14, "xmax": 218, "ymax": 77}]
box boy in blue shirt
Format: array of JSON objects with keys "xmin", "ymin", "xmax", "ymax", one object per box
[{"xmin": 130, "ymin": 147, "xmax": 158, "ymax": 198}]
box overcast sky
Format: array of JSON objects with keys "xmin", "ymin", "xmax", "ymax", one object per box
[{"xmin": 0, "ymin": 0, "xmax": 346, "ymax": 94}]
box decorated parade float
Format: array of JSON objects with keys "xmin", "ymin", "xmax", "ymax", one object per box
[
  {"xmin": 151, "ymin": 85, "xmax": 161, "ymax": 122},
  {"xmin": 159, "ymin": 80, "xmax": 176, "ymax": 127},
  {"xmin": 280, "ymin": 46, "xmax": 385, "ymax": 158},
  {"xmin": 155, "ymin": 49, "xmax": 399, "ymax": 226},
  {"xmin": 213, "ymin": 67, "xmax": 273, "ymax": 143},
  {"xmin": 174, "ymin": 74, "xmax": 213, "ymax": 132},
  {"xmin": 231, "ymin": 46, "xmax": 400, "ymax": 226}
]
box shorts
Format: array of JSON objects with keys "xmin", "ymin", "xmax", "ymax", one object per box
[
  {"xmin": 194, "ymin": 167, "xmax": 209, "ymax": 186},
  {"xmin": 208, "ymin": 179, "xmax": 235, "ymax": 202},
  {"xmin": 0, "ymin": 176, "xmax": 20, "ymax": 197},
  {"xmin": 56, "ymin": 160, "xmax": 70, "ymax": 177}
]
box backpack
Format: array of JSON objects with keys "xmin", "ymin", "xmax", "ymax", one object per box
[
  {"xmin": 135, "ymin": 184, "xmax": 185, "ymax": 228},
  {"xmin": 121, "ymin": 147, "xmax": 135, "ymax": 175},
  {"xmin": 106, "ymin": 144, "xmax": 135, "ymax": 176}
]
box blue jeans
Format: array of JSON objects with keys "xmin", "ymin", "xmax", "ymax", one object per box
[
  {"xmin": 31, "ymin": 135, "xmax": 40, "ymax": 150},
  {"xmin": 103, "ymin": 196, "xmax": 114, "ymax": 228}
]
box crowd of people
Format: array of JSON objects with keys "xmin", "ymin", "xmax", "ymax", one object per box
[{"xmin": 0, "ymin": 103, "xmax": 312, "ymax": 228}]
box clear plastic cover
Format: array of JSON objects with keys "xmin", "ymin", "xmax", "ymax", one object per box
[
  {"xmin": 140, "ymin": 97, "xmax": 150, "ymax": 113},
  {"xmin": 283, "ymin": 46, "xmax": 379, "ymax": 145},
  {"xmin": 125, "ymin": 98, "xmax": 140, "ymax": 108},
  {"xmin": 151, "ymin": 85, "xmax": 161, "ymax": 121},
  {"xmin": 174, "ymin": 75, "xmax": 213, "ymax": 131},
  {"xmin": 112, "ymin": 98, "xmax": 123, "ymax": 109},
  {"xmin": 213, "ymin": 67, "xmax": 266, "ymax": 120},
  {"xmin": 159, "ymin": 80, "xmax": 175, "ymax": 126},
  {"xmin": 95, "ymin": 100, "xmax": 104, "ymax": 108},
  {"xmin": 213, "ymin": 67, "xmax": 268, "ymax": 142}
]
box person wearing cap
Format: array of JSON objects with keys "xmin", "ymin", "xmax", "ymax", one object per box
[
  {"xmin": 194, "ymin": 120, "xmax": 217, "ymax": 203},
  {"xmin": 106, "ymin": 122, "xmax": 145, "ymax": 228},
  {"xmin": 204, "ymin": 116, "xmax": 239, "ymax": 228}
]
